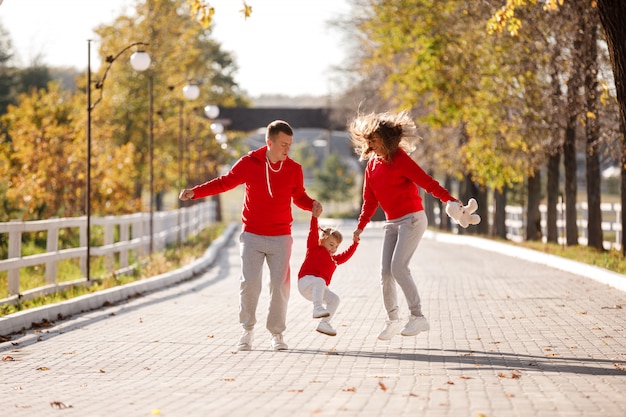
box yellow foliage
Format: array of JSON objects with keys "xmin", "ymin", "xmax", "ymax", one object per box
[{"xmin": 186, "ymin": 0, "xmax": 253, "ymax": 27}]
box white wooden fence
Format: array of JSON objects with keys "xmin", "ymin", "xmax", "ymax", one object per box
[
  {"xmin": 1, "ymin": 200, "xmax": 622, "ymax": 306},
  {"xmin": 0, "ymin": 201, "xmax": 216, "ymax": 305},
  {"xmin": 503, "ymin": 202, "xmax": 622, "ymax": 249}
]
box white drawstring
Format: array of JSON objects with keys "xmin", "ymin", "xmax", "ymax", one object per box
[
  {"xmin": 265, "ymin": 156, "xmax": 283, "ymax": 198},
  {"xmin": 265, "ymin": 161, "xmax": 273, "ymax": 198}
]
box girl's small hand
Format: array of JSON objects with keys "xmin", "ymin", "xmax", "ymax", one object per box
[{"xmin": 353, "ymin": 229, "xmax": 362, "ymax": 242}]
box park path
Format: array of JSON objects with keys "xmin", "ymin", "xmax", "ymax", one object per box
[{"xmin": 1, "ymin": 220, "xmax": 625, "ymax": 417}]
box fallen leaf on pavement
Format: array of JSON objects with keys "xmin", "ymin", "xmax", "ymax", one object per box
[{"xmin": 50, "ymin": 401, "xmax": 72, "ymax": 409}]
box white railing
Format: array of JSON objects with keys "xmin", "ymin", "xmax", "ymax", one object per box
[
  {"xmin": 0, "ymin": 201, "xmax": 216, "ymax": 304},
  {"xmin": 1, "ymin": 200, "xmax": 622, "ymax": 305},
  {"xmin": 503, "ymin": 202, "xmax": 622, "ymax": 250}
]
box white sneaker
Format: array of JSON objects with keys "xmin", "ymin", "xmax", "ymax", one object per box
[
  {"xmin": 270, "ymin": 333, "xmax": 288, "ymax": 350},
  {"xmin": 377, "ymin": 319, "xmax": 402, "ymax": 340},
  {"xmin": 237, "ymin": 330, "xmax": 253, "ymax": 351},
  {"xmin": 316, "ymin": 321, "xmax": 337, "ymax": 336},
  {"xmin": 401, "ymin": 315, "xmax": 430, "ymax": 336},
  {"xmin": 313, "ymin": 306, "xmax": 330, "ymax": 318}
]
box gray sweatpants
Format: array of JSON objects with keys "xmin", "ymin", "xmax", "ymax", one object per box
[
  {"xmin": 239, "ymin": 231, "xmax": 293, "ymax": 335},
  {"xmin": 380, "ymin": 211, "xmax": 427, "ymax": 320}
]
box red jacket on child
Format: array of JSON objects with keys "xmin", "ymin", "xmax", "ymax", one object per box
[{"xmin": 298, "ymin": 216, "xmax": 358, "ymax": 286}]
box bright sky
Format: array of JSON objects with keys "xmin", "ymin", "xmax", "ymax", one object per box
[{"xmin": 0, "ymin": 0, "xmax": 351, "ymax": 97}]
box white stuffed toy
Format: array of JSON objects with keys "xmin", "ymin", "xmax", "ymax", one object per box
[{"xmin": 445, "ymin": 198, "xmax": 481, "ymax": 228}]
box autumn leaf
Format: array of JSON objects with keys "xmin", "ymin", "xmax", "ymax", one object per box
[
  {"xmin": 240, "ymin": 2, "xmax": 253, "ymax": 19},
  {"xmin": 36, "ymin": 366, "xmax": 50, "ymax": 371},
  {"xmin": 378, "ymin": 381, "xmax": 387, "ymax": 392},
  {"xmin": 50, "ymin": 401, "xmax": 72, "ymax": 409}
]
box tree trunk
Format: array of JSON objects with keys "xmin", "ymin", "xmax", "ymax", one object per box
[
  {"xmin": 564, "ymin": 9, "xmax": 584, "ymax": 246},
  {"xmin": 476, "ymin": 186, "xmax": 489, "ymax": 235},
  {"xmin": 492, "ymin": 187, "xmax": 507, "ymax": 239},
  {"xmin": 596, "ymin": 1, "xmax": 626, "ymax": 254},
  {"xmin": 546, "ymin": 46, "xmax": 563, "ymax": 244},
  {"xmin": 621, "ymin": 121, "xmax": 626, "ymax": 255},
  {"xmin": 526, "ymin": 170, "xmax": 542, "ymax": 241},
  {"xmin": 424, "ymin": 171, "xmax": 436, "ymax": 226},
  {"xmin": 583, "ymin": 9, "xmax": 604, "ymax": 250},
  {"xmin": 546, "ymin": 152, "xmax": 560, "ymax": 243},
  {"xmin": 459, "ymin": 175, "xmax": 486, "ymax": 234},
  {"xmin": 441, "ymin": 175, "xmax": 453, "ymax": 231}
]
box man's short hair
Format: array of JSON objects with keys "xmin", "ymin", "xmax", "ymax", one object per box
[{"xmin": 266, "ymin": 120, "xmax": 293, "ymax": 141}]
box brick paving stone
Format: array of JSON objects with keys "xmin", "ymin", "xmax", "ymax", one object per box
[{"xmin": 1, "ymin": 220, "xmax": 625, "ymax": 417}]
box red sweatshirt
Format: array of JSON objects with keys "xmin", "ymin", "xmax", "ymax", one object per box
[
  {"xmin": 298, "ymin": 216, "xmax": 359, "ymax": 286},
  {"xmin": 357, "ymin": 148, "xmax": 455, "ymax": 231},
  {"xmin": 190, "ymin": 146, "xmax": 315, "ymax": 236}
]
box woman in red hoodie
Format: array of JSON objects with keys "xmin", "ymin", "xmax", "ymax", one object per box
[
  {"xmin": 350, "ymin": 111, "xmax": 459, "ymax": 341},
  {"xmin": 297, "ymin": 204, "xmax": 359, "ymax": 336},
  {"xmin": 179, "ymin": 120, "xmax": 321, "ymax": 351}
]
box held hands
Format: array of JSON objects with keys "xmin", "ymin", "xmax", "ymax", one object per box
[
  {"xmin": 352, "ymin": 229, "xmax": 362, "ymax": 243},
  {"xmin": 311, "ymin": 201, "xmax": 323, "ymax": 218},
  {"xmin": 178, "ymin": 189, "xmax": 194, "ymax": 201}
]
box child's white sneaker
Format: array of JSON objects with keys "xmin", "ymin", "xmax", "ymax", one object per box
[
  {"xmin": 316, "ymin": 321, "xmax": 337, "ymax": 336},
  {"xmin": 377, "ymin": 319, "xmax": 402, "ymax": 340},
  {"xmin": 401, "ymin": 315, "xmax": 430, "ymax": 336},
  {"xmin": 313, "ymin": 306, "xmax": 330, "ymax": 318}
]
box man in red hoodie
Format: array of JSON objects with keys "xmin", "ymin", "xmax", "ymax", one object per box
[{"xmin": 179, "ymin": 120, "xmax": 321, "ymax": 351}]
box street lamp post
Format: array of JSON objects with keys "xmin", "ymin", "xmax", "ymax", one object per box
[
  {"xmin": 169, "ymin": 81, "xmax": 200, "ymax": 243},
  {"xmin": 204, "ymin": 106, "xmax": 223, "ymax": 222},
  {"xmin": 148, "ymin": 73, "xmax": 154, "ymax": 255},
  {"xmin": 86, "ymin": 39, "xmax": 150, "ymax": 280}
]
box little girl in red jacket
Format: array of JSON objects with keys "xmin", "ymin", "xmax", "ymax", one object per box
[{"xmin": 297, "ymin": 205, "xmax": 359, "ymax": 336}]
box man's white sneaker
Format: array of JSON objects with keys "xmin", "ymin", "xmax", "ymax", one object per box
[
  {"xmin": 313, "ymin": 306, "xmax": 330, "ymax": 318},
  {"xmin": 270, "ymin": 333, "xmax": 288, "ymax": 350},
  {"xmin": 377, "ymin": 319, "xmax": 402, "ymax": 340},
  {"xmin": 401, "ymin": 315, "xmax": 430, "ymax": 336},
  {"xmin": 316, "ymin": 321, "xmax": 337, "ymax": 336},
  {"xmin": 237, "ymin": 330, "xmax": 253, "ymax": 351}
]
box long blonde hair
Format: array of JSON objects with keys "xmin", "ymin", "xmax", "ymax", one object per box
[{"xmin": 349, "ymin": 111, "xmax": 419, "ymax": 161}]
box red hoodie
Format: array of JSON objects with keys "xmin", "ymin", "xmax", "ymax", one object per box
[
  {"xmin": 190, "ymin": 146, "xmax": 315, "ymax": 236},
  {"xmin": 298, "ymin": 216, "xmax": 359, "ymax": 285},
  {"xmin": 357, "ymin": 148, "xmax": 455, "ymax": 231}
]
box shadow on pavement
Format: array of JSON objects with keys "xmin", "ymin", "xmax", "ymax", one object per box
[{"xmin": 287, "ymin": 347, "xmax": 626, "ymax": 376}]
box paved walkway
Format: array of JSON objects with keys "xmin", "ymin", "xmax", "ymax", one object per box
[{"xmin": 1, "ymin": 220, "xmax": 625, "ymax": 417}]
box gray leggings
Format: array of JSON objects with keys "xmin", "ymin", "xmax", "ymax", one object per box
[
  {"xmin": 239, "ymin": 232, "xmax": 293, "ymax": 334},
  {"xmin": 380, "ymin": 211, "xmax": 427, "ymax": 320}
]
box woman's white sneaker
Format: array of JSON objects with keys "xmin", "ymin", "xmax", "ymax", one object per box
[
  {"xmin": 401, "ymin": 315, "xmax": 430, "ymax": 336},
  {"xmin": 377, "ymin": 319, "xmax": 402, "ymax": 340}
]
